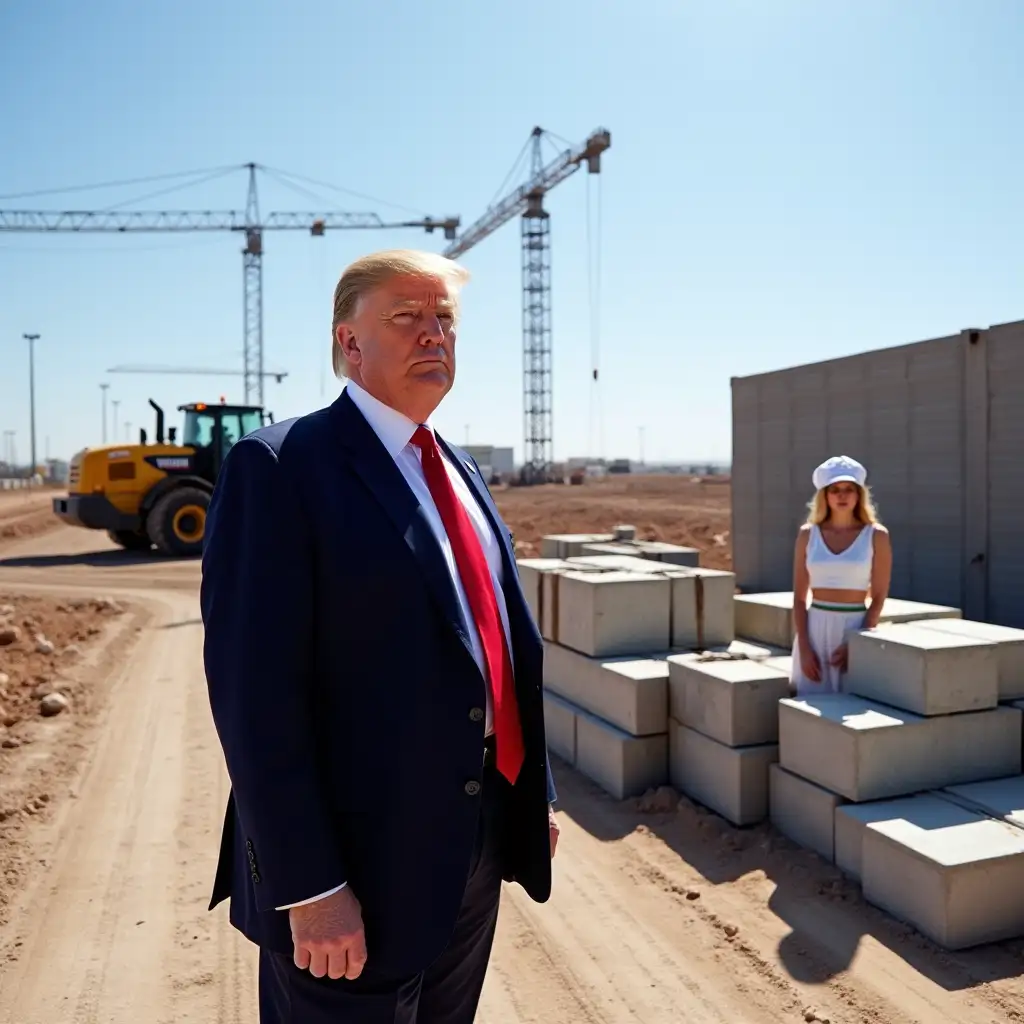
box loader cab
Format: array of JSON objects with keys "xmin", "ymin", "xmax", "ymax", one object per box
[{"xmin": 178, "ymin": 401, "xmax": 265, "ymax": 483}]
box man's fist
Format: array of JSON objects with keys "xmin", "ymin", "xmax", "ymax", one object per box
[{"xmin": 289, "ymin": 886, "xmax": 367, "ymax": 981}]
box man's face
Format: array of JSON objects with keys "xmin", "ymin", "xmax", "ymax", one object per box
[{"xmin": 337, "ymin": 273, "xmax": 457, "ymax": 421}]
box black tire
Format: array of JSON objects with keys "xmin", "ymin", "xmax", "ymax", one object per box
[
  {"xmin": 108, "ymin": 529, "xmax": 152, "ymax": 552},
  {"xmin": 147, "ymin": 486, "xmax": 210, "ymax": 557}
]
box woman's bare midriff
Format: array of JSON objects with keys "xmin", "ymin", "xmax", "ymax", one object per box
[{"xmin": 811, "ymin": 587, "xmax": 868, "ymax": 605}]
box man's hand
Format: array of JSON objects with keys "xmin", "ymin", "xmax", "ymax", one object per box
[
  {"xmin": 548, "ymin": 805, "xmax": 560, "ymax": 858},
  {"xmin": 289, "ymin": 886, "xmax": 367, "ymax": 981}
]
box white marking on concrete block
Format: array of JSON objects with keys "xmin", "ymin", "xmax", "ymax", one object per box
[
  {"xmin": 779, "ymin": 694, "xmax": 1022, "ymax": 802},
  {"xmin": 943, "ymin": 775, "xmax": 1024, "ymax": 830},
  {"xmin": 768, "ymin": 764, "xmax": 845, "ymax": 861},
  {"xmin": 667, "ymin": 655, "xmax": 790, "ymax": 746},
  {"xmin": 556, "ymin": 571, "xmax": 672, "ymax": 657},
  {"xmin": 846, "ymin": 623, "xmax": 999, "ymax": 716},
  {"xmin": 543, "ymin": 641, "xmax": 669, "ymax": 736},
  {"xmin": 669, "ymin": 719, "xmax": 778, "ymax": 826},
  {"xmin": 734, "ymin": 592, "xmax": 961, "ymax": 649},
  {"xmin": 575, "ymin": 709, "xmax": 668, "ymax": 800},
  {"xmin": 542, "ymin": 690, "xmax": 578, "ymax": 764},
  {"xmin": 909, "ymin": 618, "xmax": 1024, "ymax": 701},
  {"xmin": 861, "ymin": 799, "xmax": 1024, "ymax": 949}
]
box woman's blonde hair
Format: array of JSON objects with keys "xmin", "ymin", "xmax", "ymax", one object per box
[
  {"xmin": 806, "ymin": 483, "xmax": 881, "ymax": 526},
  {"xmin": 330, "ymin": 248, "xmax": 471, "ymax": 379}
]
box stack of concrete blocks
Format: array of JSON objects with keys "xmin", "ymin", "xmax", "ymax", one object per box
[
  {"xmin": 519, "ymin": 551, "xmax": 739, "ymax": 800},
  {"xmin": 579, "ymin": 540, "xmax": 701, "ymax": 567},
  {"xmin": 664, "ymin": 650, "xmax": 793, "ymax": 826},
  {"xmin": 768, "ymin": 618, "xmax": 1024, "ymax": 949}
]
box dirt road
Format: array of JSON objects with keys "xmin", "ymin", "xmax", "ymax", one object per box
[{"xmin": 1, "ymin": 523, "xmax": 1023, "ymax": 1023}]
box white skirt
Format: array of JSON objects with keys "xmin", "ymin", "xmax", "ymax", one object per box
[{"xmin": 790, "ymin": 603, "xmax": 866, "ymax": 697}]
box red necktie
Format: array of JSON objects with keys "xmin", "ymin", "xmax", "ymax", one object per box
[{"xmin": 411, "ymin": 426, "xmax": 524, "ymax": 785}]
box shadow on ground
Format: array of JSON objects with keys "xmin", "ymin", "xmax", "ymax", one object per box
[
  {"xmin": 550, "ymin": 758, "xmax": 1024, "ymax": 992},
  {"xmin": 0, "ymin": 549, "xmax": 197, "ymax": 569}
]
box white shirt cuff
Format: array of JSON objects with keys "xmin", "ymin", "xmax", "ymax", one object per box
[{"xmin": 274, "ymin": 881, "xmax": 347, "ymax": 911}]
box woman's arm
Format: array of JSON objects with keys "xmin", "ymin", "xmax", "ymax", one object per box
[
  {"xmin": 792, "ymin": 526, "xmax": 812, "ymax": 644},
  {"xmin": 863, "ymin": 526, "xmax": 893, "ymax": 628}
]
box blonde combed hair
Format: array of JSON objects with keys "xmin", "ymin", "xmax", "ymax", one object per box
[
  {"xmin": 330, "ymin": 248, "xmax": 471, "ymax": 379},
  {"xmin": 806, "ymin": 484, "xmax": 881, "ymax": 527}
]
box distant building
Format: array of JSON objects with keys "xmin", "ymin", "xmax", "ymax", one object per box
[{"xmin": 462, "ymin": 445, "xmax": 515, "ymax": 481}]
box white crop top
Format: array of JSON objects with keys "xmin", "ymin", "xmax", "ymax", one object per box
[{"xmin": 806, "ymin": 524, "xmax": 874, "ymax": 591}]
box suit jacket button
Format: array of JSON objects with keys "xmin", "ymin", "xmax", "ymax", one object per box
[
  {"xmin": 465, "ymin": 780, "xmax": 481, "ymax": 796},
  {"xmin": 469, "ymin": 707, "xmax": 484, "ymax": 723}
]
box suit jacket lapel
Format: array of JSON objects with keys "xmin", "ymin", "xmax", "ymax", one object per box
[
  {"xmin": 331, "ymin": 393, "xmax": 476, "ymax": 661},
  {"xmin": 436, "ymin": 435, "xmax": 531, "ymax": 625}
]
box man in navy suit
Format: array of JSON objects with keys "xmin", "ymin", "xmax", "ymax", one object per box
[{"xmin": 201, "ymin": 248, "xmax": 559, "ymax": 1023}]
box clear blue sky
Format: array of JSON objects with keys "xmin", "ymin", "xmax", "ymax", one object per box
[{"xmin": 2, "ymin": 0, "xmax": 1023, "ymax": 466}]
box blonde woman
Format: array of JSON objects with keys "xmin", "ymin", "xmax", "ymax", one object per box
[{"xmin": 791, "ymin": 455, "xmax": 892, "ymax": 695}]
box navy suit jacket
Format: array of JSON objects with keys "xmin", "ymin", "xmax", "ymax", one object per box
[{"xmin": 200, "ymin": 389, "xmax": 555, "ymax": 978}]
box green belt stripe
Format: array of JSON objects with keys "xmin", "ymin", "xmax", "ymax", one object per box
[{"xmin": 811, "ymin": 600, "xmax": 866, "ymax": 612}]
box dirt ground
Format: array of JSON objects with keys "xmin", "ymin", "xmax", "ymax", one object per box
[
  {"xmin": 0, "ymin": 488, "xmax": 62, "ymax": 545},
  {"xmin": 1, "ymin": 501, "xmax": 1024, "ymax": 1022},
  {"xmin": 494, "ymin": 474, "xmax": 734, "ymax": 570}
]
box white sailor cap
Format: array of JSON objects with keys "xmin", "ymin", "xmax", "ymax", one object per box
[{"xmin": 812, "ymin": 455, "xmax": 866, "ymax": 491}]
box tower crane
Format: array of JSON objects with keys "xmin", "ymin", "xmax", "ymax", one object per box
[
  {"xmin": 107, "ymin": 364, "xmax": 289, "ymax": 385},
  {"xmin": 443, "ymin": 127, "xmax": 610, "ymax": 483},
  {"xmin": 0, "ymin": 164, "xmax": 459, "ymax": 407}
]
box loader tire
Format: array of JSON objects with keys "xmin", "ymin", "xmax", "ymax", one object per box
[
  {"xmin": 147, "ymin": 487, "xmax": 210, "ymax": 557},
  {"xmin": 108, "ymin": 529, "xmax": 151, "ymax": 552}
]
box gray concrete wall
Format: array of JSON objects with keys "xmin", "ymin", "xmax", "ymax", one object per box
[{"xmin": 731, "ymin": 318, "xmax": 1024, "ymax": 627}]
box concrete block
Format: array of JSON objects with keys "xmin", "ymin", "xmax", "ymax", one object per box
[
  {"xmin": 556, "ymin": 571, "xmax": 672, "ymax": 657},
  {"xmin": 910, "ymin": 618, "xmax": 1024, "ymax": 701},
  {"xmin": 543, "ymin": 641, "xmax": 669, "ymax": 736},
  {"xmin": 764, "ymin": 655, "xmax": 793, "ymax": 677},
  {"xmin": 769, "ymin": 763, "xmax": 846, "ymax": 861},
  {"xmin": 846, "ymin": 623, "xmax": 999, "ymax": 716},
  {"xmin": 516, "ymin": 558, "xmax": 571, "ymax": 626},
  {"xmin": 613, "ymin": 523, "xmax": 636, "ymax": 541},
  {"xmin": 671, "ymin": 569, "xmax": 735, "ymax": 649},
  {"xmin": 575, "ymin": 710, "xmax": 668, "ymax": 800},
  {"xmin": 569, "ymin": 559, "xmax": 735, "ymax": 650},
  {"xmin": 669, "ymin": 719, "xmax": 778, "ymax": 826},
  {"xmin": 542, "ymin": 690, "xmax": 578, "ymax": 764},
  {"xmin": 861, "ymin": 800, "xmax": 1024, "ymax": 949},
  {"xmin": 579, "ymin": 541, "xmax": 700, "ymax": 567},
  {"xmin": 943, "ymin": 775, "xmax": 1024, "ymax": 830},
  {"xmin": 667, "ymin": 655, "xmax": 790, "ymax": 746},
  {"xmin": 569, "ymin": 553, "xmax": 681, "ymax": 574},
  {"xmin": 734, "ymin": 592, "xmax": 962, "ymax": 649},
  {"xmin": 540, "ymin": 533, "xmax": 615, "ymax": 559},
  {"xmin": 778, "ymin": 694, "xmax": 1022, "ymax": 802},
  {"xmin": 834, "ymin": 794, "xmax": 948, "ymax": 882}
]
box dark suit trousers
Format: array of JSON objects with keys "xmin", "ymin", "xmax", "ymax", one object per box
[{"xmin": 258, "ymin": 763, "xmax": 507, "ymax": 1024}]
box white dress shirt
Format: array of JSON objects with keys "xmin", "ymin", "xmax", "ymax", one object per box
[{"xmin": 276, "ymin": 380, "xmax": 514, "ymax": 910}]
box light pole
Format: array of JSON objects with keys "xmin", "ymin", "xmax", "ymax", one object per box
[
  {"xmin": 125, "ymin": 421, "xmax": 132, "ymax": 442},
  {"xmin": 23, "ymin": 333, "xmax": 39, "ymax": 478},
  {"xmin": 100, "ymin": 383, "xmax": 109, "ymax": 444},
  {"xmin": 638, "ymin": 426, "xmax": 646, "ymax": 467},
  {"xmin": 112, "ymin": 399, "xmax": 120, "ymax": 440}
]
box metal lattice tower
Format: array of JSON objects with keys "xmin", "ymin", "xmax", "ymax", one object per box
[
  {"xmin": 243, "ymin": 164, "xmax": 265, "ymax": 405},
  {"xmin": 521, "ymin": 137, "xmax": 554, "ymax": 478},
  {"xmin": 444, "ymin": 127, "xmax": 610, "ymax": 482}
]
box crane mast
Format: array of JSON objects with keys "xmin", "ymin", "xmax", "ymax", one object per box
[
  {"xmin": 444, "ymin": 127, "xmax": 610, "ymax": 483},
  {"xmin": 0, "ymin": 163, "xmax": 460, "ymax": 407}
]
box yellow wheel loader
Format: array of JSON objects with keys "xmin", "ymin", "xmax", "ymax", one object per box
[{"xmin": 53, "ymin": 398, "xmax": 269, "ymax": 556}]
